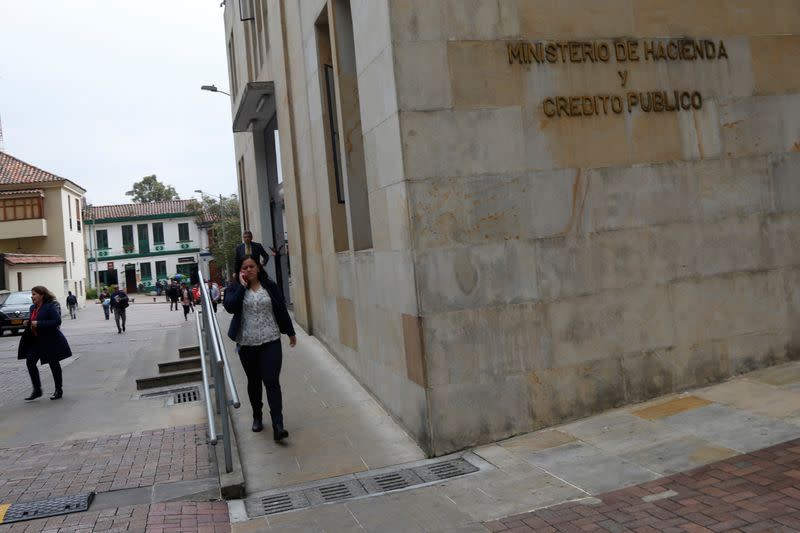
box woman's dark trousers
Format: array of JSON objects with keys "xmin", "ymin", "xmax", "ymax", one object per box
[
  {"xmin": 238, "ymin": 340, "xmax": 283, "ymax": 426},
  {"xmin": 26, "ymin": 356, "xmax": 62, "ymax": 392}
]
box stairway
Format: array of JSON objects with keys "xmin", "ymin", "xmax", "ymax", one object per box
[{"xmin": 135, "ymin": 345, "xmax": 203, "ymax": 390}]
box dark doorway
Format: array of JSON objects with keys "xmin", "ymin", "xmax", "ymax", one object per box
[{"xmin": 124, "ymin": 265, "xmax": 137, "ymax": 293}]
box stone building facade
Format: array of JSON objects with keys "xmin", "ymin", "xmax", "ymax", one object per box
[{"xmin": 222, "ymin": 0, "xmax": 800, "ymax": 455}]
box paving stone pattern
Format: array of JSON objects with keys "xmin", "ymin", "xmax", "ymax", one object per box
[
  {"xmin": 486, "ymin": 438, "xmax": 800, "ymax": 532},
  {"xmin": 0, "ymin": 501, "xmax": 230, "ymax": 532},
  {"xmin": 0, "ymin": 426, "xmax": 211, "ymax": 505}
]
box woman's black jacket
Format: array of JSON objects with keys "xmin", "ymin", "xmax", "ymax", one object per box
[
  {"xmin": 223, "ymin": 274, "xmax": 295, "ymax": 342},
  {"xmin": 17, "ymin": 302, "xmax": 73, "ymax": 364}
]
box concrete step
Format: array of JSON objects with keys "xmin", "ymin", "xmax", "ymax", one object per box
[
  {"xmin": 179, "ymin": 346, "xmax": 200, "ymax": 358},
  {"xmin": 136, "ymin": 369, "xmax": 203, "ymax": 390},
  {"xmin": 158, "ymin": 358, "xmax": 201, "ymax": 373}
]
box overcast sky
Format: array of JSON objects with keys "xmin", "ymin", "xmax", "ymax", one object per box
[{"xmin": 0, "ymin": 1, "xmax": 236, "ymax": 206}]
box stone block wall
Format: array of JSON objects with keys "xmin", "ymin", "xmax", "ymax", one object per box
[{"xmin": 390, "ymin": 0, "xmax": 800, "ymax": 454}]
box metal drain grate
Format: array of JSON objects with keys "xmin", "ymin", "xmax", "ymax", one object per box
[
  {"xmin": 174, "ymin": 388, "xmax": 199, "ymax": 403},
  {"xmin": 305, "ymin": 479, "xmax": 366, "ymax": 506},
  {"xmin": 360, "ymin": 469, "xmax": 424, "ymax": 494},
  {"xmin": 260, "ymin": 492, "xmax": 310, "ymax": 515},
  {"xmin": 246, "ymin": 456, "xmax": 481, "ymax": 518},
  {"xmin": 412, "ymin": 458, "xmax": 478, "ymax": 482},
  {"xmin": 2, "ymin": 492, "xmax": 94, "ymax": 524},
  {"xmin": 140, "ymin": 385, "xmax": 198, "ymax": 399}
]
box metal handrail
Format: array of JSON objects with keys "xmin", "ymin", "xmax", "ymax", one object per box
[
  {"xmin": 197, "ymin": 273, "xmax": 241, "ymax": 408},
  {"xmin": 194, "ymin": 269, "xmax": 241, "ymax": 473},
  {"xmin": 194, "ymin": 309, "xmax": 218, "ymax": 445}
]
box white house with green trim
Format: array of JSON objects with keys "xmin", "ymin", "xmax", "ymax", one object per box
[{"xmin": 84, "ymin": 200, "xmax": 212, "ymax": 293}]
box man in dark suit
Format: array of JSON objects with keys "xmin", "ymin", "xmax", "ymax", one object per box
[{"xmin": 234, "ymin": 230, "xmax": 271, "ymax": 274}]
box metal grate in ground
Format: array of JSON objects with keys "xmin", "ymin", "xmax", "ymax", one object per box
[
  {"xmin": 246, "ymin": 455, "xmax": 482, "ymax": 518},
  {"xmin": 1, "ymin": 492, "xmax": 94, "ymax": 524},
  {"xmin": 173, "ymin": 388, "xmax": 199, "ymax": 404}
]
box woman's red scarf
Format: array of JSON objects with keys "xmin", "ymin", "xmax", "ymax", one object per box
[{"xmin": 30, "ymin": 304, "xmax": 41, "ymax": 335}]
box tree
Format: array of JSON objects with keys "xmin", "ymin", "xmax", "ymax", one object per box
[
  {"xmin": 187, "ymin": 195, "xmax": 241, "ymax": 281},
  {"xmin": 125, "ymin": 175, "xmax": 179, "ymax": 203}
]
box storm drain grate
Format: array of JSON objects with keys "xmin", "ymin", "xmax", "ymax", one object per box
[
  {"xmin": 360, "ymin": 469, "xmax": 425, "ymax": 494},
  {"xmin": 140, "ymin": 385, "xmax": 198, "ymax": 399},
  {"xmin": 2, "ymin": 492, "xmax": 94, "ymax": 524},
  {"xmin": 247, "ymin": 456, "xmax": 481, "ymax": 518},
  {"xmin": 174, "ymin": 388, "xmax": 199, "ymax": 404},
  {"xmin": 304, "ymin": 479, "xmax": 366, "ymax": 506},
  {"xmin": 412, "ymin": 458, "xmax": 479, "ymax": 482},
  {"xmin": 260, "ymin": 492, "xmax": 310, "ymax": 515}
]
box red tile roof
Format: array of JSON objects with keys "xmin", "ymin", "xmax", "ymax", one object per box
[
  {"xmin": 0, "ymin": 152, "xmax": 68, "ymax": 185},
  {"xmin": 0, "ymin": 189, "xmax": 43, "ymax": 197},
  {"xmin": 3, "ymin": 253, "xmax": 66, "ymax": 265},
  {"xmin": 86, "ymin": 200, "xmax": 191, "ymax": 220},
  {"xmin": 85, "ymin": 200, "xmax": 217, "ymax": 223}
]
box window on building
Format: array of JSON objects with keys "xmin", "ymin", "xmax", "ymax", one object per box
[
  {"xmin": 68, "ymin": 195, "xmax": 72, "ymax": 230},
  {"xmin": 156, "ymin": 260, "xmax": 167, "ymax": 280},
  {"xmin": 244, "ymin": 21, "xmax": 255, "ymax": 82},
  {"xmin": 137, "ymin": 224, "xmax": 150, "ymax": 254},
  {"xmin": 16, "ymin": 272, "xmax": 22, "ymax": 291},
  {"xmin": 140, "ymin": 262, "xmax": 152, "ymax": 281},
  {"xmin": 96, "ymin": 229, "xmax": 109, "ymax": 249},
  {"xmin": 255, "ymin": 0, "xmax": 267, "ymax": 67},
  {"xmin": 79, "ymin": 280, "xmax": 83, "ymax": 295},
  {"xmin": 237, "ymin": 157, "xmax": 249, "ymax": 230},
  {"xmin": 122, "ymin": 225, "xmax": 134, "ymax": 252},
  {"xmin": 324, "ymin": 64, "xmax": 345, "ymax": 205},
  {"xmin": 75, "ymin": 199, "xmax": 81, "ymax": 231},
  {"xmin": 152, "ymin": 222, "xmax": 164, "ymax": 244},
  {"xmin": 0, "ymin": 197, "xmax": 43, "ymax": 221},
  {"xmin": 178, "ymin": 223, "xmax": 190, "ymax": 242},
  {"xmin": 330, "ymin": 0, "xmax": 372, "ymax": 251},
  {"xmin": 71, "ymin": 242, "xmax": 75, "ymax": 263},
  {"xmin": 227, "ymin": 33, "xmax": 238, "ymax": 97}
]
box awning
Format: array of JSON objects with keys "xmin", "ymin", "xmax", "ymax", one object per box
[{"xmin": 232, "ymin": 81, "xmax": 276, "ymax": 133}]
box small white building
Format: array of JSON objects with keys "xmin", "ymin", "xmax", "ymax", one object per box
[
  {"xmin": 84, "ymin": 200, "xmax": 213, "ymax": 293},
  {"xmin": 0, "ymin": 151, "xmax": 87, "ymax": 305}
]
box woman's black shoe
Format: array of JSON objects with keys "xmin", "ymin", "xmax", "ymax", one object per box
[
  {"xmin": 50, "ymin": 390, "xmax": 63, "ymax": 400},
  {"xmin": 24, "ymin": 389, "xmax": 42, "ymax": 401},
  {"xmin": 252, "ymin": 418, "xmax": 264, "ymax": 432},
  {"xmin": 273, "ymin": 423, "xmax": 289, "ymax": 442}
]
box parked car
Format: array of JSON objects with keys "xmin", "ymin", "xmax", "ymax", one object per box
[{"xmin": 0, "ymin": 291, "xmax": 32, "ymax": 336}]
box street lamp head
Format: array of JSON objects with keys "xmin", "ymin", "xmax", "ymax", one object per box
[{"xmin": 201, "ymin": 84, "xmax": 230, "ymax": 96}]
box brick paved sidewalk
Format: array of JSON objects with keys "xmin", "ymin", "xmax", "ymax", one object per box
[
  {"xmin": 0, "ymin": 425, "xmax": 212, "ymax": 505},
  {"xmin": 0, "ymin": 501, "xmax": 230, "ymax": 532},
  {"xmin": 486, "ymin": 438, "xmax": 800, "ymax": 532}
]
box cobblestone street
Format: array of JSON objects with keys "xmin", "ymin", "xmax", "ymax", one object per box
[{"xmin": 486, "ymin": 438, "xmax": 800, "ymax": 533}]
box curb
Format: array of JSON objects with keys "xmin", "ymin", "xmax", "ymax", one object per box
[{"xmin": 215, "ymin": 397, "xmax": 246, "ymax": 500}]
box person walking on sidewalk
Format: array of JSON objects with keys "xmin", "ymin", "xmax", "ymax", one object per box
[
  {"xmin": 224, "ymin": 256, "xmax": 296, "ymax": 440},
  {"xmin": 168, "ymin": 282, "xmax": 180, "ymax": 311},
  {"xmin": 234, "ymin": 230, "xmax": 271, "ymax": 274},
  {"xmin": 179, "ymin": 282, "xmax": 193, "ymax": 321},
  {"xmin": 99, "ymin": 287, "xmax": 111, "ymax": 320},
  {"xmin": 66, "ymin": 291, "xmax": 78, "ymax": 319},
  {"xmin": 207, "ymin": 280, "xmax": 220, "ymax": 313},
  {"xmin": 110, "ymin": 287, "xmax": 129, "ymax": 333},
  {"xmin": 18, "ymin": 286, "xmax": 71, "ymax": 401}
]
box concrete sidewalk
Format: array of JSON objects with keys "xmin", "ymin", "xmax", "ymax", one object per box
[{"xmin": 225, "ymin": 338, "xmax": 800, "ymax": 531}]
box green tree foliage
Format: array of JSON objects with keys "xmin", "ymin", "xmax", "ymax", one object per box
[
  {"xmin": 125, "ymin": 175, "xmax": 180, "ymax": 203},
  {"xmin": 186, "ymin": 195, "xmax": 241, "ymax": 281}
]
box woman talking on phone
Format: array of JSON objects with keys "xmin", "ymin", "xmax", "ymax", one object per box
[{"xmin": 224, "ymin": 255, "xmax": 297, "ymax": 440}]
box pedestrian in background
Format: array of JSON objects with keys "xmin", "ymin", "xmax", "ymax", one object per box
[
  {"xmin": 224, "ymin": 255, "xmax": 296, "ymax": 440},
  {"xmin": 180, "ymin": 282, "xmax": 193, "ymax": 321},
  {"xmin": 99, "ymin": 287, "xmax": 111, "ymax": 320},
  {"xmin": 234, "ymin": 230, "xmax": 271, "ymax": 274},
  {"xmin": 168, "ymin": 282, "xmax": 180, "ymax": 311},
  {"xmin": 110, "ymin": 287, "xmax": 129, "ymax": 333},
  {"xmin": 18, "ymin": 286, "xmax": 71, "ymax": 401},
  {"xmin": 207, "ymin": 280, "xmax": 220, "ymax": 313},
  {"xmin": 66, "ymin": 291, "xmax": 78, "ymax": 319}
]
